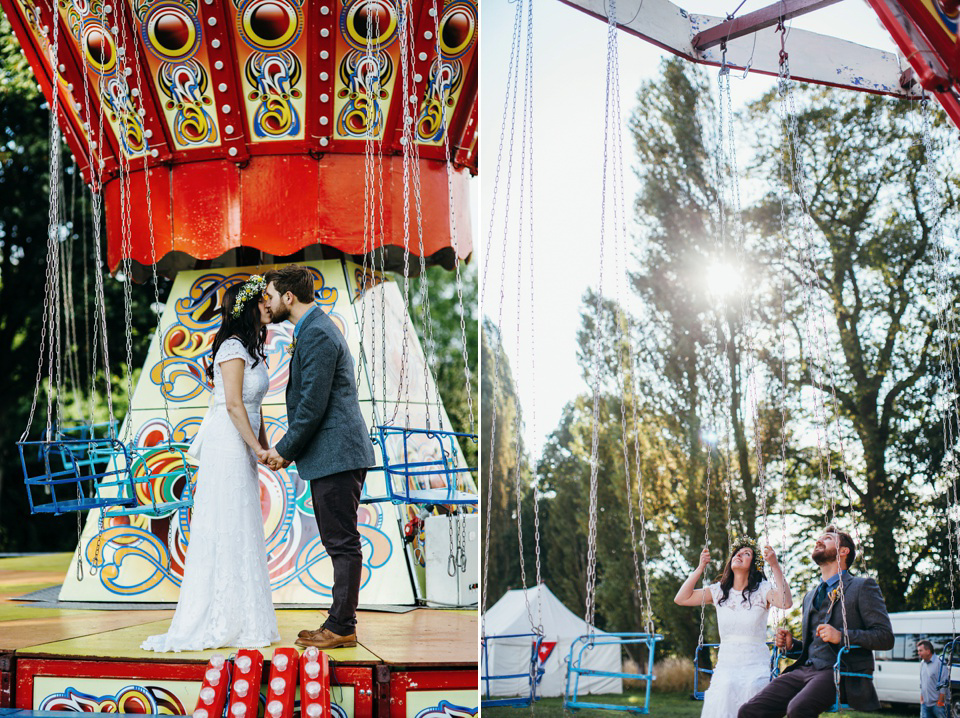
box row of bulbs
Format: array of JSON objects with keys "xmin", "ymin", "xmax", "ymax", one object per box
[{"xmin": 193, "ymin": 648, "xmax": 325, "ymax": 718}]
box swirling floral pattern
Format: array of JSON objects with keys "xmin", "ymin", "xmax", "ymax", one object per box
[
  {"xmin": 40, "ymin": 685, "xmax": 186, "ymax": 714},
  {"xmin": 56, "ymin": 0, "xmax": 148, "ymax": 157},
  {"xmin": 415, "ymin": 700, "xmax": 478, "ymax": 718},
  {"xmin": 337, "ymin": 49, "xmax": 392, "ymax": 138}
]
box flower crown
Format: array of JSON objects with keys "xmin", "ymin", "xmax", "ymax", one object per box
[
  {"xmin": 230, "ymin": 275, "xmax": 266, "ymax": 318},
  {"xmin": 730, "ymin": 535, "xmax": 764, "ymax": 573}
]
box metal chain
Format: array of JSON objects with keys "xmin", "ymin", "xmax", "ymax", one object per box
[
  {"xmin": 778, "ymin": 29, "xmax": 862, "ymax": 664},
  {"xmin": 125, "ymin": 0, "xmax": 170, "ymax": 437},
  {"xmin": 920, "ymin": 94, "xmax": 960, "ymax": 643},
  {"xmin": 481, "ymin": 0, "xmax": 524, "ymax": 636}
]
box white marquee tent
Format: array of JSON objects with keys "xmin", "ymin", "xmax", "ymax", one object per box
[{"xmin": 481, "ymin": 583, "xmax": 623, "ymax": 698}]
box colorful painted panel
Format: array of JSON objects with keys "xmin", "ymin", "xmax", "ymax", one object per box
[
  {"xmin": 10, "ymin": 0, "xmax": 91, "ymax": 145},
  {"xmin": 415, "ymin": 0, "xmax": 477, "ymax": 146},
  {"xmin": 332, "ymin": 0, "xmax": 400, "ymax": 140},
  {"xmin": 126, "ymin": 0, "xmax": 222, "ymax": 149},
  {"xmin": 55, "ymin": 0, "xmax": 148, "ymax": 158},
  {"xmin": 920, "ymin": 0, "xmax": 959, "ymax": 36},
  {"xmin": 226, "ymin": 0, "xmax": 308, "ymax": 141},
  {"xmin": 130, "ymin": 262, "xmax": 363, "ymax": 411},
  {"xmin": 31, "ymin": 672, "xmax": 367, "ymax": 717},
  {"xmin": 388, "ymin": 672, "xmax": 477, "ymax": 718},
  {"xmin": 407, "ymin": 693, "xmax": 477, "ymax": 718},
  {"xmin": 34, "ymin": 676, "xmax": 197, "ymax": 713}
]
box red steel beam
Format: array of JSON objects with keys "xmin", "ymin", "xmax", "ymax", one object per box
[{"xmin": 692, "ymin": 0, "xmax": 845, "ymax": 51}]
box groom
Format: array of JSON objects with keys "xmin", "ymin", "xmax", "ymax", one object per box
[
  {"xmin": 263, "ymin": 265, "xmax": 376, "ymax": 650},
  {"xmin": 738, "ymin": 526, "xmax": 893, "ymax": 718}
]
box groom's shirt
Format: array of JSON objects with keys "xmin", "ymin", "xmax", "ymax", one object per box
[
  {"xmin": 294, "ymin": 305, "xmax": 317, "ymax": 340},
  {"xmin": 806, "ymin": 571, "xmax": 847, "ymax": 670}
]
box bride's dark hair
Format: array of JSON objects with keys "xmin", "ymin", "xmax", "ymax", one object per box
[
  {"xmin": 206, "ymin": 282, "xmax": 267, "ymax": 381},
  {"xmin": 716, "ymin": 540, "xmax": 767, "ymax": 607}
]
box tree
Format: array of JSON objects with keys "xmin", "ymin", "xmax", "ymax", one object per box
[
  {"xmin": 480, "ymin": 318, "xmax": 531, "ymax": 609},
  {"xmin": 0, "ymin": 14, "xmax": 164, "ymax": 551},
  {"xmin": 627, "ymin": 58, "xmax": 759, "ymax": 559},
  {"xmin": 409, "ymin": 262, "xmax": 478, "ymax": 467},
  {"xmin": 747, "ymin": 86, "xmax": 960, "ymax": 610}
]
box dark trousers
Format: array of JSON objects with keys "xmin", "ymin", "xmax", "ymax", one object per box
[
  {"xmin": 309, "ymin": 468, "xmax": 366, "ymax": 636},
  {"xmin": 738, "ymin": 665, "xmax": 838, "ymax": 718}
]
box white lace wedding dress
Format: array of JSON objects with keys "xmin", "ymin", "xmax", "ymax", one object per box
[
  {"xmin": 702, "ymin": 580, "xmax": 773, "ymax": 718},
  {"xmin": 142, "ymin": 338, "xmax": 280, "ymax": 652}
]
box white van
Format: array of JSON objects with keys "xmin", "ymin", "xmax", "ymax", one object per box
[{"xmin": 873, "ymin": 610, "xmax": 960, "ymax": 712}]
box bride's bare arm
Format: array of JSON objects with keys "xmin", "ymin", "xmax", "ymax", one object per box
[
  {"xmin": 674, "ymin": 547, "xmax": 713, "ymax": 607},
  {"xmin": 221, "ymin": 358, "xmax": 267, "ymax": 459},
  {"xmin": 763, "ymin": 545, "xmax": 793, "ymax": 609}
]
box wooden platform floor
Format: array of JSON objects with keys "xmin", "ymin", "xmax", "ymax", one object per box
[{"xmin": 0, "ymin": 554, "xmax": 476, "ymax": 667}]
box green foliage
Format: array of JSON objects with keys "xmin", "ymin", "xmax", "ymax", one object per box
[
  {"xmin": 408, "ymin": 262, "xmax": 478, "ymax": 467},
  {"xmin": 502, "ymin": 58, "xmax": 960, "ymax": 663},
  {"xmin": 480, "ymin": 318, "xmax": 535, "ymax": 608}
]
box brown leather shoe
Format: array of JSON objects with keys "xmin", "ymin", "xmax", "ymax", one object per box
[
  {"xmin": 298, "ymin": 627, "xmax": 323, "ymax": 639},
  {"xmin": 295, "ymin": 628, "xmax": 357, "ymax": 650}
]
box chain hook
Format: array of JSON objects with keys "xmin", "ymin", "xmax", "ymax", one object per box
[{"xmin": 777, "ymin": 17, "xmax": 788, "ymax": 69}]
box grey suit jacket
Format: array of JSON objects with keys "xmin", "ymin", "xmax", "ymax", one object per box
[
  {"xmin": 784, "ymin": 573, "xmax": 894, "ymax": 711},
  {"xmin": 276, "ymin": 307, "xmax": 375, "ymax": 480}
]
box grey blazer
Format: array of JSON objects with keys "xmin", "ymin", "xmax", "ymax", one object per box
[
  {"xmin": 276, "ymin": 307, "xmax": 375, "ymax": 480},
  {"xmin": 784, "ymin": 573, "xmax": 894, "ymax": 711}
]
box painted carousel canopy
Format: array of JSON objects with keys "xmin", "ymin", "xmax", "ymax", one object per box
[{"xmin": 2, "ymin": 0, "xmax": 477, "ymax": 275}]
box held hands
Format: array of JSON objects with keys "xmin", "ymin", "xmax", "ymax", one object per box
[
  {"xmin": 815, "ymin": 623, "xmax": 842, "ymax": 645},
  {"xmin": 775, "ymin": 627, "xmax": 794, "ymax": 651},
  {"xmin": 262, "ymin": 446, "xmax": 290, "ymax": 471}
]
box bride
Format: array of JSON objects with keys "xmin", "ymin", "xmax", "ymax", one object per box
[
  {"xmin": 674, "ymin": 538, "xmax": 792, "ymax": 718},
  {"xmin": 142, "ymin": 276, "xmax": 280, "ymax": 652}
]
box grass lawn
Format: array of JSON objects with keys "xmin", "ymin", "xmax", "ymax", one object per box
[{"xmin": 481, "ymin": 692, "xmax": 916, "ymax": 718}]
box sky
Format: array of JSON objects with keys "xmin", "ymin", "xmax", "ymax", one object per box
[{"xmin": 479, "ymin": 0, "xmax": 901, "ymax": 458}]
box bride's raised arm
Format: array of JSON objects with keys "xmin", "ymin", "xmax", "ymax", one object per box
[
  {"xmin": 762, "ymin": 545, "xmax": 793, "ymax": 610},
  {"xmin": 674, "ymin": 547, "xmax": 713, "ymax": 607}
]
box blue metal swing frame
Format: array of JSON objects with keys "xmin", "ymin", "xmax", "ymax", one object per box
[
  {"xmin": 693, "ymin": 641, "xmax": 781, "ymax": 700},
  {"xmin": 371, "ymin": 425, "xmax": 478, "ymax": 505},
  {"xmin": 564, "ymin": 632, "xmax": 663, "ymax": 714},
  {"xmin": 97, "ymin": 443, "xmax": 196, "ymax": 518},
  {"xmin": 826, "ymin": 644, "xmax": 870, "ymax": 713},
  {"xmin": 481, "ymin": 632, "xmax": 545, "ymax": 707},
  {"xmin": 18, "ymin": 438, "xmax": 137, "ymax": 516},
  {"xmin": 19, "ymin": 435, "xmax": 196, "ymax": 518}
]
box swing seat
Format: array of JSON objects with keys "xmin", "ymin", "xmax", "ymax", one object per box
[
  {"xmin": 692, "ymin": 642, "xmax": 719, "ymax": 699},
  {"xmin": 370, "ymin": 425, "xmax": 478, "ymax": 505},
  {"xmin": 98, "ymin": 443, "xmax": 196, "ymax": 519},
  {"xmin": 564, "ymin": 632, "xmax": 663, "ymax": 714},
  {"xmin": 42, "ymin": 420, "xmax": 119, "ymax": 474},
  {"xmin": 481, "ymin": 632, "xmax": 545, "ymax": 707},
  {"xmin": 826, "ymin": 644, "xmax": 870, "ymax": 713},
  {"xmin": 18, "ymin": 438, "xmax": 138, "ymax": 516}
]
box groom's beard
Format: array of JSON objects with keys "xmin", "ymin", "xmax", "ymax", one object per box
[
  {"xmin": 812, "ymin": 545, "xmax": 836, "ymax": 565},
  {"xmin": 270, "ymin": 303, "xmax": 291, "ymax": 323}
]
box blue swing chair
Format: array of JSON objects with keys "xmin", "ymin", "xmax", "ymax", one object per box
[
  {"xmin": 481, "ymin": 632, "xmax": 545, "ymax": 707},
  {"xmin": 97, "ymin": 443, "xmax": 196, "ymax": 518},
  {"xmin": 18, "ymin": 437, "xmax": 138, "ymax": 516},
  {"xmin": 370, "ymin": 425, "xmax": 478, "ymax": 505},
  {"xmin": 564, "ymin": 632, "xmax": 663, "ymax": 714}
]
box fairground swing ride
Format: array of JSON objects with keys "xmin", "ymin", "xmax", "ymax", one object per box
[
  {"xmin": 3, "ymin": 0, "xmax": 478, "ymax": 618},
  {"xmin": 483, "ymin": 0, "xmax": 960, "ymax": 714}
]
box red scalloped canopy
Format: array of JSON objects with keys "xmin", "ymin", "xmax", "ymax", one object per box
[{"xmin": 3, "ymin": 0, "xmax": 477, "ymax": 270}]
